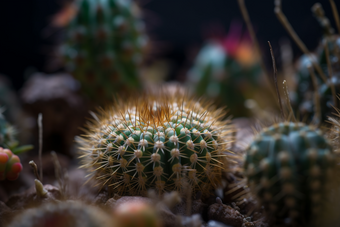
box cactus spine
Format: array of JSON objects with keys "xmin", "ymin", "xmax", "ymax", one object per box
[
  {"xmin": 244, "ymin": 122, "xmax": 336, "ymax": 223},
  {"xmin": 62, "ymin": 0, "xmax": 146, "ymax": 102},
  {"xmin": 79, "ymin": 92, "xmax": 235, "ymax": 196}
]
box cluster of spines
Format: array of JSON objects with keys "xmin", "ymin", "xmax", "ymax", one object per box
[
  {"xmin": 244, "ymin": 122, "xmax": 336, "ymax": 222},
  {"xmin": 79, "ymin": 96, "xmax": 235, "ymax": 196},
  {"xmin": 62, "ymin": 0, "xmax": 145, "ymax": 100}
]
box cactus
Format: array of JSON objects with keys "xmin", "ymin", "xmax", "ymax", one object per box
[
  {"xmin": 0, "ymin": 76, "xmax": 20, "ymax": 122},
  {"xmin": 0, "ymin": 147, "xmax": 22, "ymax": 181},
  {"xmin": 289, "ymin": 3, "xmax": 340, "ymax": 122},
  {"xmin": 113, "ymin": 200, "xmax": 162, "ymax": 227},
  {"xmin": 0, "ymin": 111, "xmax": 33, "ymax": 154},
  {"xmin": 78, "ymin": 92, "xmax": 235, "ymax": 196},
  {"xmin": 61, "ymin": 0, "xmax": 146, "ymax": 102},
  {"xmin": 244, "ymin": 122, "xmax": 336, "ymax": 223},
  {"xmin": 187, "ymin": 25, "xmax": 262, "ymax": 117},
  {"xmin": 8, "ymin": 201, "xmax": 114, "ymax": 227},
  {"xmin": 0, "ymin": 111, "xmax": 16, "ymax": 149}
]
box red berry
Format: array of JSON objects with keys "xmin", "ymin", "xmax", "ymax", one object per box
[
  {"xmin": 3, "ymin": 149, "xmax": 12, "ymax": 159},
  {"xmin": 11, "ymin": 162, "xmax": 23, "ymax": 174},
  {"xmin": 0, "ymin": 153, "xmax": 8, "ymax": 164},
  {"xmin": 0, "ymin": 172, "xmax": 5, "ymax": 181},
  {"xmin": 6, "ymin": 172, "xmax": 19, "ymax": 181}
]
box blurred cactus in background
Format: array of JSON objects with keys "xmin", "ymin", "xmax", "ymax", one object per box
[
  {"xmin": 61, "ymin": 0, "xmax": 147, "ymax": 103},
  {"xmin": 0, "ymin": 110, "xmax": 32, "ymax": 155},
  {"xmin": 113, "ymin": 200, "xmax": 162, "ymax": 227},
  {"xmin": 187, "ymin": 22, "xmax": 263, "ymax": 117},
  {"xmin": 0, "ymin": 75, "xmax": 20, "ymax": 122},
  {"xmin": 288, "ymin": 3, "xmax": 340, "ymax": 123},
  {"xmin": 244, "ymin": 122, "xmax": 337, "ymax": 224},
  {"xmin": 8, "ymin": 201, "xmax": 114, "ymax": 227}
]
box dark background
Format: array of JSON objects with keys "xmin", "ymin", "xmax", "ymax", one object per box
[{"xmin": 0, "ymin": 0, "xmax": 337, "ymax": 90}]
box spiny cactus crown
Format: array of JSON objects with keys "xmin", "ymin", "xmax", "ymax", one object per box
[
  {"xmin": 62, "ymin": 0, "xmax": 146, "ymax": 100},
  {"xmin": 245, "ymin": 122, "xmax": 336, "ymax": 222},
  {"xmin": 8, "ymin": 201, "xmax": 113, "ymax": 227},
  {"xmin": 79, "ymin": 93, "xmax": 235, "ymax": 196}
]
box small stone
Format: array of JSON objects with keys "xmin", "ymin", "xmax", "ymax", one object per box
[
  {"xmin": 172, "ymin": 199, "xmax": 207, "ymax": 216},
  {"xmin": 242, "ymin": 222, "xmax": 254, "ymax": 227},
  {"xmin": 207, "ymin": 220, "xmax": 233, "ymax": 227},
  {"xmin": 94, "ymin": 190, "xmax": 109, "ymax": 204},
  {"xmin": 252, "ymin": 218, "xmax": 269, "ymax": 227},
  {"xmin": 208, "ymin": 203, "xmax": 243, "ymax": 227}
]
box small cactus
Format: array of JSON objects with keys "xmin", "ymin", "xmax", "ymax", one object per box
[
  {"xmin": 61, "ymin": 0, "xmax": 146, "ymax": 102},
  {"xmin": 244, "ymin": 122, "xmax": 336, "ymax": 223},
  {"xmin": 8, "ymin": 201, "xmax": 114, "ymax": 227},
  {"xmin": 0, "ymin": 147, "xmax": 22, "ymax": 181},
  {"xmin": 187, "ymin": 24, "xmax": 262, "ymax": 117},
  {"xmin": 113, "ymin": 200, "xmax": 162, "ymax": 227},
  {"xmin": 0, "ymin": 111, "xmax": 33, "ymax": 154},
  {"xmin": 290, "ymin": 3, "xmax": 340, "ymax": 122},
  {"xmin": 0, "ymin": 112, "xmax": 16, "ymax": 148},
  {"xmin": 78, "ymin": 92, "xmax": 235, "ymax": 196}
]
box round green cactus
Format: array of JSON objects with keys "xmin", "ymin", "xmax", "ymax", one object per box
[
  {"xmin": 0, "ymin": 147, "xmax": 22, "ymax": 181},
  {"xmin": 244, "ymin": 122, "xmax": 336, "ymax": 223},
  {"xmin": 8, "ymin": 201, "xmax": 114, "ymax": 227},
  {"xmin": 79, "ymin": 93, "xmax": 235, "ymax": 196},
  {"xmin": 62, "ymin": 0, "xmax": 146, "ymax": 102}
]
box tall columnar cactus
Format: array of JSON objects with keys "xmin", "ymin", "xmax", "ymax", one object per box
[
  {"xmin": 290, "ymin": 3, "xmax": 340, "ymax": 122},
  {"xmin": 61, "ymin": 0, "xmax": 146, "ymax": 102},
  {"xmin": 8, "ymin": 201, "xmax": 114, "ymax": 227},
  {"xmin": 187, "ymin": 25, "xmax": 262, "ymax": 117},
  {"xmin": 244, "ymin": 122, "xmax": 337, "ymax": 223},
  {"xmin": 78, "ymin": 92, "xmax": 235, "ymax": 196},
  {"xmin": 0, "ymin": 147, "xmax": 22, "ymax": 181}
]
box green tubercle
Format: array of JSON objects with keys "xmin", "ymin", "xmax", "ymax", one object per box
[{"xmin": 245, "ymin": 122, "xmax": 336, "ymax": 223}]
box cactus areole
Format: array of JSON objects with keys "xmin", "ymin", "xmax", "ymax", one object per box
[
  {"xmin": 245, "ymin": 122, "xmax": 336, "ymax": 222},
  {"xmin": 79, "ymin": 92, "xmax": 235, "ymax": 196}
]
